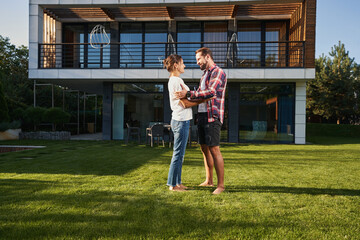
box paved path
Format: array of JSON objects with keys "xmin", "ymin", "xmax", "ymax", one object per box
[{"xmin": 70, "ymin": 133, "xmax": 103, "ymax": 140}]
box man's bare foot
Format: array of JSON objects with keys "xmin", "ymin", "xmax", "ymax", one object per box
[
  {"xmin": 177, "ymin": 184, "xmax": 188, "ymax": 190},
  {"xmin": 169, "ymin": 186, "xmax": 186, "ymax": 192},
  {"xmin": 199, "ymin": 181, "xmax": 214, "ymax": 187},
  {"xmin": 212, "ymin": 187, "xmax": 225, "ymax": 195}
]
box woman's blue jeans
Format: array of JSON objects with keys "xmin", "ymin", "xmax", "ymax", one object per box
[{"xmin": 167, "ymin": 119, "xmax": 190, "ymax": 187}]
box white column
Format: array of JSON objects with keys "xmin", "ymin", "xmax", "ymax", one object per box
[
  {"xmin": 29, "ymin": 4, "xmax": 42, "ymax": 70},
  {"xmin": 295, "ymin": 81, "xmax": 306, "ymax": 144}
]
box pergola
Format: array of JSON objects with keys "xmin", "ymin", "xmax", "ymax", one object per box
[{"xmin": 43, "ymin": 2, "xmax": 303, "ymax": 22}]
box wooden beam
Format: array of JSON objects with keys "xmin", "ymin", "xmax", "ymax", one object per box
[
  {"xmin": 166, "ymin": 7, "xmax": 174, "ymax": 19},
  {"xmin": 232, "ymin": 5, "xmax": 239, "ymax": 18},
  {"xmin": 43, "ymin": 9, "xmax": 60, "ymax": 21},
  {"xmin": 101, "ymin": 8, "xmax": 115, "ymax": 20}
]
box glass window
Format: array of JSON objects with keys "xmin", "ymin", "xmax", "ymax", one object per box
[
  {"xmin": 113, "ymin": 83, "xmax": 164, "ymax": 93},
  {"xmin": 237, "ymin": 22, "xmax": 262, "ymax": 67},
  {"xmin": 177, "ymin": 21, "xmax": 228, "ymax": 68},
  {"xmin": 144, "ymin": 22, "xmax": 168, "ymax": 68},
  {"xmin": 119, "ymin": 23, "xmax": 142, "ymax": 68},
  {"xmin": 63, "ymin": 24, "xmax": 86, "ymax": 68},
  {"xmin": 63, "ymin": 23, "xmax": 111, "ymax": 69},
  {"xmin": 113, "ymin": 83, "xmax": 164, "ymax": 140},
  {"xmin": 119, "ymin": 22, "xmax": 167, "ymax": 68},
  {"xmin": 238, "ymin": 83, "xmax": 295, "ymax": 143},
  {"xmin": 88, "ymin": 23, "xmax": 111, "ymax": 68},
  {"xmin": 237, "ymin": 21, "xmax": 288, "ymax": 67},
  {"xmin": 177, "ymin": 22, "xmax": 202, "ymax": 68},
  {"xmin": 204, "ymin": 22, "xmax": 228, "ymax": 68},
  {"xmin": 265, "ymin": 22, "xmax": 287, "ymax": 67}
]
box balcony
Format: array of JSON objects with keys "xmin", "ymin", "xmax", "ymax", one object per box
[{"xmin": 39, "ymin": 41, "xmax": 305, "ymax": 69}]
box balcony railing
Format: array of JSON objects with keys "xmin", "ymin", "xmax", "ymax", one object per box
[{"xmin": 39, "ymin": 41, "xmax": 305, "ymax": 69}]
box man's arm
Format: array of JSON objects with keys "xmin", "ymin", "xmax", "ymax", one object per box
[{"xmin": 179, "ymin": 97, "xmax": 214, "ymax": 108}]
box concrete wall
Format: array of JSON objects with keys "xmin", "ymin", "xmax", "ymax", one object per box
[{"xmin": 295, "ymin": 81, "xmax": 306, "ymax": 144}]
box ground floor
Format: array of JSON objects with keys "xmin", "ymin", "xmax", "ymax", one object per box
[{"xmin": 102, "ymin": 81, "xmax": 306, "ymax": 144}]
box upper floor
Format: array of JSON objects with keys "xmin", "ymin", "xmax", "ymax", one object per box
[{"xmin": 29, "ymin": 0, "xmax": 316, "ymax": 80}]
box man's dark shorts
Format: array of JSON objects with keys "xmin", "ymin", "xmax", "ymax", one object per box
[{"xmin": 197, "ymin": 113, "xmax": 222, "ymax": 146}]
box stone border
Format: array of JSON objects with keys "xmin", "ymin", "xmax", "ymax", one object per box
[
  {"xmin": 20, "ymin": 131, "xmax": 71, "ymax": 140},
  {"xmin": 0, "ymin": 145, "xmax": 46, "ymax": 153}
]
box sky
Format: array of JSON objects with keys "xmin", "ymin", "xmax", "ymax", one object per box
[{"xmin": 0, "ymin": 0, "xmax": 359, "ymax": 62}]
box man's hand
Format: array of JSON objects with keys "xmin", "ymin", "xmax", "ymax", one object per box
[{"xmin": 174, "ymin": 83, "xmax": 188, "ymax": 99}]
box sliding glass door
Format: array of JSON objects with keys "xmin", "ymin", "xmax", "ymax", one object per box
[{"xmin": 238, "ymin": 83, "xmax": 295, "ymax": 143}]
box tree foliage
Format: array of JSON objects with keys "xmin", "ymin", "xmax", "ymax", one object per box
[
  {"xmin": 307, "ymin": 41, "xmax": 360, "ymax": 124},
  {"xmin": 43, "ymin": 107, "xmax": 71, "ymax": 131},
  {"xmin": 0, "ymin": 80, "xmax": 10, "ymax": 122},
  {"xmin": 0, "ymin": 35, "xmax": 31, "ymax": 118}
]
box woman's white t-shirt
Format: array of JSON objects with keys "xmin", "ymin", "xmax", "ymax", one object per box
[{"xmin": 168, "ymin": 76, "xmax": 193, "ymax": 121}]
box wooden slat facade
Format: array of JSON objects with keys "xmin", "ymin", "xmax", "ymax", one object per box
[{"xmin": 236, "ymin": 3, "xmax": 301, "ymax": 16}]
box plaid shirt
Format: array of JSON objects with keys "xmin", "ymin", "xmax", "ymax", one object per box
[{"xmin": 189, "ymin": 64, "xmax": 227, "ymax": 123}]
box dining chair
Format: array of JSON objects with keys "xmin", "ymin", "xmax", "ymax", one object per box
[
  {"xmin": 147, "ymin": 123, "xmax": 165, "ymax": 147},
  {"xmin": 126, "ymin": 123, "xmax": 140, "ymax": 144}
]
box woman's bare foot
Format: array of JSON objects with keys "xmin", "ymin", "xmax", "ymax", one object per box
[
  {"xmin": 199, "ymin": 181, "xmax": 214, "ymax": 187},
  {"xmin": 212, "ymin": 187, "xmax": 225, "ymax": 195},
  {"xmin": 169, "ymin": 186, "xmax": 186, "ymax": 192}
]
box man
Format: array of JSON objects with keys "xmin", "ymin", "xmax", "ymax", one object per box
[{"xmin": 175, "ymin": 47, "xmax": 227, "ymax": 195}]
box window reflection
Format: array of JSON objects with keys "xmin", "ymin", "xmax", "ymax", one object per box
[
  {"xmin": 239, "ymin": 83, "xmax": 295, "ymax": 143},
  {"xmin": 113, "ymin": 83, "xmax": 164, "ymax": 140},
  {"xmin": 119, "ymin": 22, "xmax": 167, "ymax": 68},
  {"xmin": 177, "ymin": 21, "xmax": 227, "ymax": 68}
]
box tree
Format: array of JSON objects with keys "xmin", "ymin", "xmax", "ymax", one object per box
[
  {"xmin": 307, "ymin": 41, "xmax": 360, "ymax": 124},
  {"xmin": 0, "ymin": 35, "xmax": 31, "ymax": 120}
]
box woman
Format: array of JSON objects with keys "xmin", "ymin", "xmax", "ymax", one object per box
[{"xmin": 164, "ymin": 54, "xmax": 191, "ymax": 191}]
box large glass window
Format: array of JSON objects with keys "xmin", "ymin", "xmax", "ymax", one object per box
[
  {"xmin": 63, "ymin": 24, "xmax": 85, "ymax": 68},
  {"xmin": 119, "ymin": 22, "xmax": 167, "ymax": 68},
  {"xmin": 238, "ymin": 83, "xmax": 295, "ymax": 143},
  {"xmin": 237, "ymin": 21, "xmax": 288, "ymax": 67},
  {"xmin": 237, "ymin": 22, "xmax": 262, "ymax": 67},
  {"xmin": 113, "ymin": 83, "xmax": 164, "ymax": 140},
  {"xmin": 204, "ymin": 22, "xmax": 228, "ymax": 67},
  {"xmin": 145, "ymin": 22, "xmax": 168, "ymax": 67},
  {"xmin": 265, "ymin": 22, "xmax": 287, "ymax": 67},
  {"xmin": 177, "ymin": 21, "xmax": 228, "ymax": 68},
  {"xmin": 119, "ymin": 23, "xmax": 142, "ymax": 68},
  {"xmin": 63, "ymin": 23, "xmax": 111, "ymax": 68},
  {"xmin": 177, "ymin": 22, "xmax": 202, "ymax": 68},
  {"xmin": 88, "ymin": 23, "xmax": 111, "ymax": 68}
]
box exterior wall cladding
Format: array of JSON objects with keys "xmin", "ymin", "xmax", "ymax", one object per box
[{"xmin": 28, "ymin": 0, "xmax": 317, "ymax": 144}]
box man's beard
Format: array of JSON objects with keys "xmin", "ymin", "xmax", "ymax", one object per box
[{"xmin": 199, "ymin": 61, "xmax": 207, "ymax": 71}]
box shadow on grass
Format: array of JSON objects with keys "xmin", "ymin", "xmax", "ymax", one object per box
[
  {"xmin": 0, "ymin": 141, "xmax": 172, "ymax": 176},
  {"xmin": 0, "ymin": 178, "xmax": 269, "ymax": 239},
  {"xmin": 226, "ymin": 185, "xmax": 360, "ymax": 196}
]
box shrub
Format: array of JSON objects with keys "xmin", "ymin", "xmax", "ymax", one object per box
[
  {"xmin": 0, "ymin": 121, "xmax": 21, "ymax": 131},
  {"xmin": 43, "ymin": 107, "xmax": 71, "ymax": 131},
  {"xmin": 24, "ymin": 106, "xmax": 47, "ymax": 130},
  {"xmin": 12, "ymin": 107, "xmax": 25, "ymax": 121}
]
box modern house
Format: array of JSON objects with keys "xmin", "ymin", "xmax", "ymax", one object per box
[{"xmin": 29, "ymin": 0, "xmax": 316, "ymax": 144}]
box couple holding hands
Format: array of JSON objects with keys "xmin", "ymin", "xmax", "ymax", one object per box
[{"xmin": 164, "ymin": 47, "xmax": 227, "ymax": 195}]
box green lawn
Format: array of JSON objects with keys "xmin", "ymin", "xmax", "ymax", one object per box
[{"xmin": 0, "ymin": 131, "xmax": 359, "ymax": 239}]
